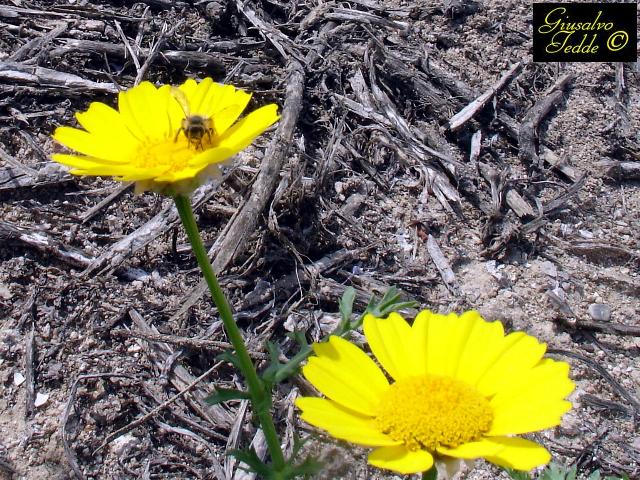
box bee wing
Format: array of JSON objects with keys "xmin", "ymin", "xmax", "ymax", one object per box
[
  {"xmin": 170, "ymin": 87, "xmax": 191, "ymax": 117},
  {"xmin": 212, "ymin": 104, "xmax": 244, "ymax": 135}
]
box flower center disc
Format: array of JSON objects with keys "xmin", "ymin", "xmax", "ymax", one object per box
[{"xmin": 374, "ymin": 375, "xmax": 493, "ymax": 451}]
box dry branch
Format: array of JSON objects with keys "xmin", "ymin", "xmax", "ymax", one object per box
[
  {"xmin": 326, "ymin": 8, "xmax": 409, "ymax": 32},
  {"xmin": 599, "ymin": 158, "xmax": 640, "ymax": 180},
  {"xmin": 426, "ymin": 234, "xmax": 460, "ymax": 295},
  {"xmin": 0, "ymin": 220, "xmax": 93, "ymax": 268},
  {"xmin": 0, "ymin": 164, "xmax": 72, "ymax": 191},
  {"xmin": 0, "ymin": 60, "xmax": 118, "ymax": 93},
  {"xmin": 234, "ymin": 0, "xmax": 301, "ymax": 61},
  {"xmin": 9, "ymin": 22, "xmax": 68, "ymax": 62},
  {"xmin": 518, "ymin": 73, "xmax": 574, "ymax": 169},
  {"xmin": 49, "ymin": 38, "xmax": 226, "ymax": 72},
  {"xmin": 448, "ymin": 62, "xmax": 522, "ymax": 132},
  {"xmin": 24, "ymin": 325, "xmax": 36, "ymax": 417}
]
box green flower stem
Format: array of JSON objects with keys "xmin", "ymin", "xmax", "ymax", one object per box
[{"xmin": 174, "ymin": 194, "xmax": 286, "ymax": 472}]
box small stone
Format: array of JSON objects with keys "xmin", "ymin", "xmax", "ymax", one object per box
[
  {"xmin": 13, "ymin": 371, "xmax": 25, "ymax": 386},
  {"xmin": 560, "ymin": 224, "xmax": 573, "ymax": 237},
  {"xmin": 351, "ymin": 265, "xmax": 364, "ymax": 275},
  {"xmin": 41, "ymin": 323, "xmax": 51, "ymax": 340},
  {"xmin": 205, "ymin": 1, "xmax": 227, "ymax": 18},
  {"xmin": 109, "ymin": 433, "xmax": 139, "ymax": 456},
  {"xmin": 588, "ymin": 303, "xmax": 611, "ymax": 322},
  {"xmin": 34, "ymin": 392, "xmax": 49, "ymax": 408},
  {"xmin": 539, "ymin": 260, "xmax": 557, "ymax": 277},
  {"xmin": 0, "ymin": 283, "xmax": 11, "ymax": 299}
]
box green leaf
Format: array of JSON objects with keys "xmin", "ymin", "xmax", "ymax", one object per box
[
  {"xmin": 216, "ymin": 350, "xmax": 242, "ymax": 370},
  {"xmin": 261, "ymin": 334, "xmax": 312, "ymax": 386},
  {"xmin": 505, "ymin": 468, "xmax": 530, "ymax": 480},
  {"xmin": 588, "ymin": 471, "xmax": 602, "ymax": 480},
  {"xmin": 228, "ymin": 448, "xmax": 271, "ymax": 477},
  {"xmin": 287, "ymin": 330, "xmax": 310, "ymax": 348},
  {"xmin": 278, "ymin": 435, "xmax": 323, "ymax": 479},
  {"xmin": 205, "ymin": 387, "xmax": 250, "ymax": 405},
  {"xmin": 338, "ymin": 286, "xmax": 356, "ymax": 328},
  {"xmin": 538, "ymin": 463, "xmax": 577, "ymax": 480},
  {"xmin": 280, "ymin": 455, "xmax": 323, "ymax": 479},
  {"xmin": 364, "ymin": 287, "xmax": 418, "ymax": 318},
  {"xmin": 272, "ymin": 345, "xmax": 312, "ymax": 384},
  {"xmin": 422, "ymin": 466, "xmax": 438, "ymax": 480},
  {"xmin": 266, "ymin": 341, "xmax": 281, "ymax": 363}
]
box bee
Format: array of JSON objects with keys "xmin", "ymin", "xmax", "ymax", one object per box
[{"xmin": 171, "ymin": 87, "xmax": 213, "ymax": 150}]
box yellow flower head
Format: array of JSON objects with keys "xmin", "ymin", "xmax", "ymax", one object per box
[
  {"xmin": 296, "ymin": 310, "xmax": 575, "ymax": 475},
  {"xmin": 51, "ymin": 78, "xmax": 279, "ymax": 195}
]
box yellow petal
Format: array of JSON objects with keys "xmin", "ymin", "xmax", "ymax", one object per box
[
  {"xmin": 491, "ymin": 360, "xmax": 574, "ymax": 409},
  {"xmin": 117, "ymin": 167, "xmax": 171, "ymax": 181},
  {"xmin": 368, "ymin": 445, "xmax": 434, "ymax": 474},
  {"xmin": 142, "ymin": 83, "xmax": 175, "ymax": 140},
  {"xmin": 189, "ymin": 77, "xmax": 214, "ymax": 113},
  {"xmin": 212, "ymin": 103, "xmax": 246, "ymax": 136},
  {"xmin": 178, "ymin": 78, "xmax": 198, "ymax": 98},
  {"xmin": 454, "ymin": 317, "xmax": 506, "ymax": 385},
  {"xmin": 51, "ymin": 153, "xmax": 122, "ymax": 170},
  {"xmin": 488, "ymin": 400, "xmax": 573, "ymax": 435},
  {"xmin": 411, "ymin": 310, "xmax": 458, "ymax": 376},
  {"xmin": 75, "ymin": 167, "xmax": 162, "ymax": 179},
  {"xmin": 53, "ymin": 127, "xmax": 133, "ymax": 162},
  {"xmin": 201, "ymin": 84, "xmax": 252, "ymax": 133},
  {"xmin": 197, "ymin": 82, "xmax": 229, "ymax": 115},
  {"xmin": 75, "ymin": 102, "xmax": 135, "ymax": 141},
  {"xmin": 295, "ymin": 397, "xmax": 399, "ymax": 447},
  {"xmin": 118, "ymin": 83, "xmax": 155, "ymax": 142},
  {"xmin": 302, "ymin": 336, "xmax": 389, "ymax": 415},
  {"xmin": 216, "ymin": 104, "xmax": 279, "ymax": 153},
  {"xmin": 440, "ymin": 310, "xmax": 482, "ymax": 377},
  {"xmin": 438, "ymin": 436, "xmax": 551, "ymax": 470},
  {"xmin": 363, "ymin": 312, "xmax": 413, "ymax": 380},
  {"xmin": 476, "ymin": 333, "xmax": 547, "ymax": 396},
  {"xmin": 489, "ymin": 360, "xmax": 574, "ymax": 435},
  {"xmin": 52, "ymin": 154, "xmax": 162, "ymax": 179},
  {"xmin": 187, "ymin": 146, "xmax": 235, "ymax": 169}
]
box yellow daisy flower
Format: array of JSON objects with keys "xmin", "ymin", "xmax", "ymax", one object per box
[
  {"xmin": 296, "ymin": 310, "xmax": 574, "ymax": 475},
  {"xmin": 51, "ymin": 78, "xmax": 279, "ymax": 195}
]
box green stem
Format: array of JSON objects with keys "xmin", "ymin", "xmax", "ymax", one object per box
[{"xmin": 174, "ymin": 195, "xmax": 285, "ymax": 472}]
